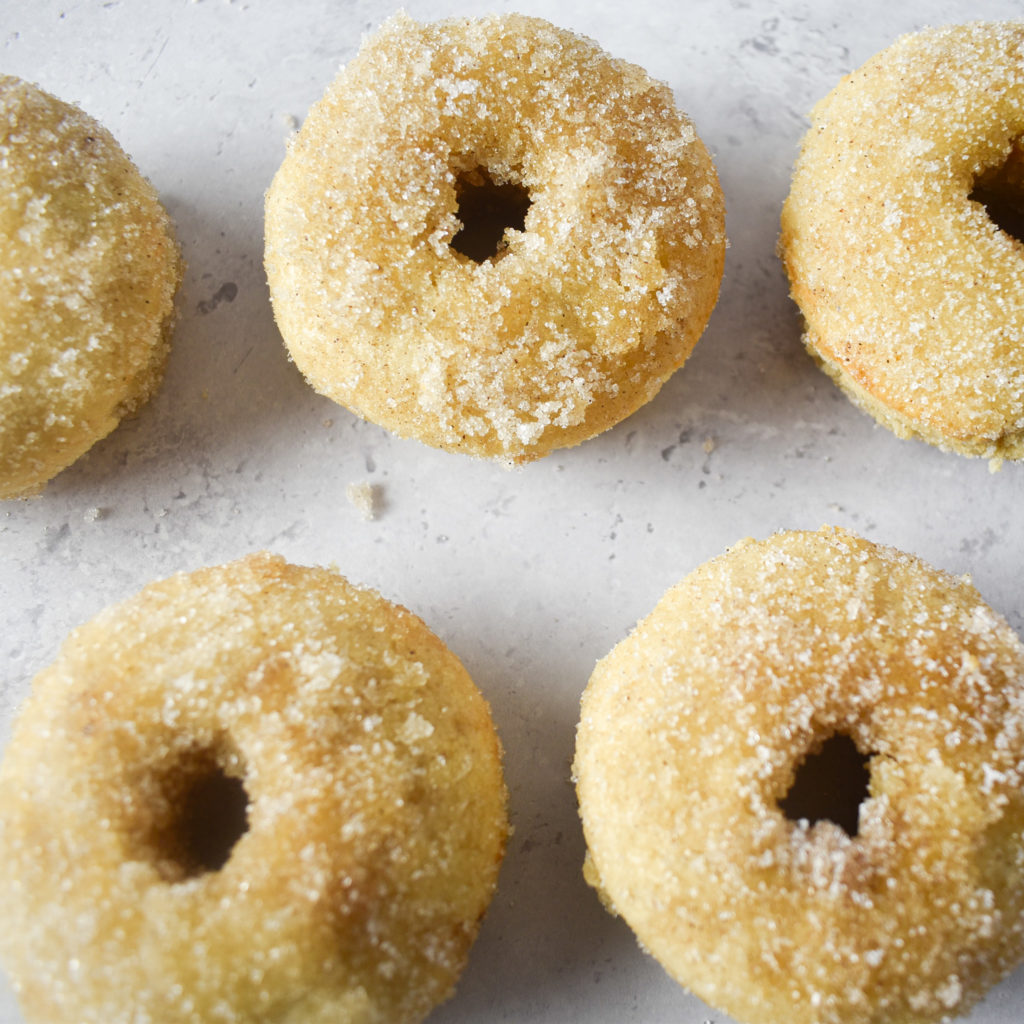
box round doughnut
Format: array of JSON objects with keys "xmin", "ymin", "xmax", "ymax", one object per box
[
  {"xmin": 779, "ymin": 23, "xmax": 1024, "ymax": 463},
  {"xmin": 264, "ymin": 13, "xmax": 725, "ymax": 463},
  {"xmin": 0, "ymin": 76, "xmax": 182, "ymax": 498},
  {"xmin": 574, "ymin": 527, "xmax": 1024, "ymax": 1024},
  {"xmin": 0, "ymin": 552, "xmax": 507, "ymax": 1024}
]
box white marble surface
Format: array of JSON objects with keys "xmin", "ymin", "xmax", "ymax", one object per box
[{"xmin": 2, "ymin": 0, "xmax": 1024, "ymax": 1021}]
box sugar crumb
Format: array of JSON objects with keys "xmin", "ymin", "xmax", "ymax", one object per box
[{"xmin": 346, "ymin": 480, "xmax": 378, "ymax": 520}]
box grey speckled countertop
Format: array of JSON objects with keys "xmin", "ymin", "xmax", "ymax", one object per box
[{"xmin": 3, "ymin": 1, "xmax": 1024, "ymax": 1022}]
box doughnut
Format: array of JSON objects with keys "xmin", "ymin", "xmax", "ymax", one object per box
[
  {"xmin": 0, "ymin": 552, "xmax": 508, "ymax": 1024},
  {"xmin": 0, "ymin": 76, "xmax": 182, "ymax": 498},
  {"xmin": 264, "ymin": 13, "xmax": 725, "ymax": 463},
  {"xmin": 574, "ymin": 527, "xmax": 1024, "ymax": 1024},
  {"xmin": 779, "ymin": 22, "xmax": 1024, "ymax": 463}
]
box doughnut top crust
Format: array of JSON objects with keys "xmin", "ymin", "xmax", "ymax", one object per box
[
  {"xmin": 0, "ymin": 553, "xmax": 508, "ymax": 1024},
  {"xmin": 574, "ymin": 527, "xmax": 1024, "ymax": 1024},
  {"xmin": 0, "ymin": 76, "xmax": 182, "ymax": 498},
  {"xmin": 265, "ymin": 14, "xmax": 725, "ymax": 463},
  {"xmin": 779, "ymin": 22, "xmax": 1024, "ymax": 461}
]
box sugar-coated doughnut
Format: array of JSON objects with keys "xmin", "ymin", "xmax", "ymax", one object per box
[
  {"xmin": 779, "ymin": 23, "xmax": 1024, "ymax": 462},
  {"xmin": 574, "ymin": 527, "xmax": 1024, "ymax": 1024},
  {"xmin": 0, "ymin": 553, "xmax": 508, "ymax": 1024},
  {"xmin": 265, "ymin": 13, "xmax": 725, "ymax": 463},
  {"xmin": 0, "ymin": 77, "xmax": 182, "ymax": 498}
]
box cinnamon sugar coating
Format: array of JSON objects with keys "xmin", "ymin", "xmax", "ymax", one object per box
[
  {"xmin": 0, "ymin": 553, "xmax": 508, "ymax": 1024},
  {"xmin": 575, "ymin": 527, "xmax": 1024, "ymax": 1024},
  {"xmin": 0, "ymin": 76, "xmax": 181, "ymax": 498},
  {"xmin": 780, "ymin": 23, "xmax": 1024, "ymax": 461},
  {"xmin": 265, "ymin": 14, "xmax": 725, "ymax": 463}
]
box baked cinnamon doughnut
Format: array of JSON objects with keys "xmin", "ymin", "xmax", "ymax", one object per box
[
  {"xmin": 265, "ymin": 13, "xmax": 725, "ymax": 463},
  {"xmin": 575, "ymin": 527, "xmax": 1024, "ymax": 1024},
  {"xmin": 0, "ymin": 553, "xmax": 507, "ymax": 1024},
  {"xmin": 0, "ymin": 76, "xmax": 182, "ymax": 498},
  {"xmin": 779, "ymin": 22, "xmax": 1024, "ymax": 462}
]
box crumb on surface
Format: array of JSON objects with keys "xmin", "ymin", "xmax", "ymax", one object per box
[{"xmin": 346, "ymin": 480, "xmax": 378, "ymax": 520}]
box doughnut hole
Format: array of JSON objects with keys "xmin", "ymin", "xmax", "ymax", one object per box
[
  {"xmin": 970, "ymin": 139, "xmax": 1024, "ymax": 244},
  {"xmin": 778, "ymin": 731, "xmax": 873, "ymax": 837},
  {"xmin": 450, "ymin": 164, "xmax": 531, "ymax": 263},
  {"xmin": 137, "ymin": 745, "xmax": 250, "ymax": 881}
]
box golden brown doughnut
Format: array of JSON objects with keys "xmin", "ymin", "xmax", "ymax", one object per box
[
  {"xmin": 0, "ymin": 76, "xmax": 182, "ymax": 498},
  {"xmin": 779, "ymin": 23, "xmax": 1024, "ymax": 462},
  {"xmin": 0, "ymin": 553, "xmax": 507, "ymax": 1024},
  {"xmin": 575, "ymin": 527, "xmax": 1024, "ymax": 1024},
  {"xmin": 265, "ymin": 13, "xmax": 725, "ymax": 463}
]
